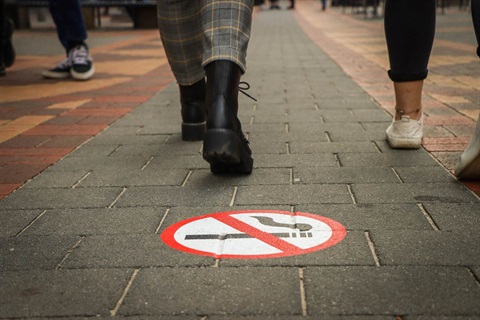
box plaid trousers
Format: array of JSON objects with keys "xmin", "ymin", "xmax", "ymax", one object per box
[{"xmin": 157, "ymin": 0, "xmax": 254, "ymax": 85}]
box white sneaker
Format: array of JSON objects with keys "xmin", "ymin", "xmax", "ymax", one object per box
[
  {"xmin": 455, "ymin": 115, "xmax": 480, "ymax": 179},
  {"xmin": 69, "ymin": 44, "xmax": 95, "ymax": 80},
  {"xmin": 386, "ymin": 113, "xmax": 423, "ymax": 149}
]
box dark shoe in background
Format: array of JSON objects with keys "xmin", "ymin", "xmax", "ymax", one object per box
[
  {"xmin": 0, "ymin": 18, "xmax": 15, "ymax": 76},
  {"xmin": 3, "ymin": 18, "xmax": 15, "ymax": 68}
]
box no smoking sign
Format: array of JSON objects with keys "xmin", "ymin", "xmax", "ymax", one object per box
[{"xmin": 161, "ymin": 210, "xmax": 346, "ymax": 259}]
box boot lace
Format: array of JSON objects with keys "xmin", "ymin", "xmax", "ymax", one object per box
[{"xmin": 239, "ymin": 82, "xmax": 257, "ymax": 102}]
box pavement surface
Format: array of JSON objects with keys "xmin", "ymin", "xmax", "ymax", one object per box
[{"xmin": 1, "ymin": 1, "xmax": 480, "ymax": 318}]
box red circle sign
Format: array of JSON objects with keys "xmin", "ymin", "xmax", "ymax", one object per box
[{"xmin": 161, "ymin": 210, "xmax": 346, "ymax": 259}]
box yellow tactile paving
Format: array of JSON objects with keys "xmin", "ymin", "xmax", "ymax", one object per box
[
  {"xmin": 454, "ymin": 76, "xmax": 480, "ymax": 91},
  {"xmin": 105, "ymin": 49, "xmax": 166, "ymax": 57},
  {"xmin": 429, "ymin": 55, "xmax": 479, "ymax": 67},
  {"xmin": 429, "ymin": 93, "xmax": 470, "ymax": 104},
  {"xmin": 0, "ymin": 115, "xmax": 55, "ymax": 143},
  {"xmin": 458, "ymin": 109, "xmax": 480, "ymax": 120},
  {"xmin": 94, "ymin": 58, "xmax": 167, "ymax": 76},
  {"xmin": 435, "ymin": 39, "xmax": 477, "ymax": 53},
  {"xmin": 427, "ymin": 75, "xmax": 479, "ymax": 90},
  {"xmin": 47, "ymin": 99, "xmax": 92, "ymax": 110},
  {"xmin": 0, "ymin": 77, "xmax": 132, "ymax": 103}
]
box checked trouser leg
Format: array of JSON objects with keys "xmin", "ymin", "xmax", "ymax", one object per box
[{"xmin": 157, "ymin": 0, "xmax": 254, "ymax": 85}]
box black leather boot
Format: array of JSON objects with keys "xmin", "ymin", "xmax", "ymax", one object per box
[
  {"xmin": 179, "ymin": 79, "xmax": 206, "ymax": 141},
  {"xmin": 202, "ymin": 60, "xmax": 253, "ymax": 174}
]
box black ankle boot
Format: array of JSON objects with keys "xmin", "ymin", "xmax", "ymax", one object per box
[
  {"xmin": 179, "ymin": 79, "xmax": 206, "ymax": 141},
  {"xmin": 202, "ymin": 60, "xmax": 253, "ymax": 174}
]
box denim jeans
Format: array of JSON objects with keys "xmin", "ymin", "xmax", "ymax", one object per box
[{"xmin": 49, "ymin": 0, "xmax": 87, "ymax": 54}]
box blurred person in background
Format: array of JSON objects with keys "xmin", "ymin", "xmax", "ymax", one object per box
[{"xmin": 42, "ymin": 0, "xmax": 94, "ymax": 80}]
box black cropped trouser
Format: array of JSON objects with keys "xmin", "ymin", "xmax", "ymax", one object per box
[{"xmin": 384, "ymin": 0, "xmax": 479, "ymax": 82}]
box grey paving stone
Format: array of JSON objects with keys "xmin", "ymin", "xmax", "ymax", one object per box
[
  {"xmin": 295, "ymin": 204, "xmax": 432, "ymax": 230},
  {"xmin": 253, "ymin": 153, "xmax": 338, "ymax": 168},
  {"xmin": 288, "ymin": 122, "xmax": 364, "ymax": 134},
  {"xmin": 338, "ymin": 152, "xmax": 438, "ymax": 167},
  {"xmin": 186, "ymin": 168, "xmax": 291, "ymax": 186},
  {"xmin": 352, "ymin": 183, "xmax": 479, "ymax": 204},
  {"xmin": 0, "ymin": 209, "xmax": 43, "ymax": 237},
  {"xmin": 21, "ymin": 207, "xmax": 166, "ymax": 236},
  {"xmin": 31, "ymin": 317, "xmax": 201, "ymax": 320},
  {"xmin": 423, "ymin": 203, "xmax": 480, "ymax": 231},
  {"xmin": 22, "ymin": 170, "xmax": 90, "ymax": 188},
  {"xmin": 393, "ymin": 166, "xmax": 457, "ymax": 183},
  {"xmin": 327, "ymin": 129, "xmax": 386, "ymax": 142},
  {"xmin": 151, "ymin": 141, "xmax": 204, "ymax": 157},
  {"xmin": 0, "ymin": 235, "xmax": 80, "ymax": 271},
  {"xmin": 79, "ymin": 168, "xmax": 188, "ymax": 187},
  {"xmin": 290, "ymin": 141, "xmax": 379, "ymax": 154},
  {"xmin": 294, "ymin": 167, "xmax": 400, "ymax": 184},
  {"xmin": 0, "ymin": 269, "xmax": 133, "ymax": 318},
  {"xmin": 43, "ymin": 156, "xmax": 149, "ymax": 172},
  {"xmin": 159, "ymin": 205, "xmax": 294, "ymax": 231},
  {"xmin": 405, "ymin": 316, "xmax": 480, "ymax": 320},
  {"xmin": 320, "ymin": 109, "xmax": 390, "ymax": 123},
  {"xmin": 0, "ymin": 187, "xmax": 124, "ymax": 209},
  {"xmin": 68, "ymin": 144, "xmax": 120, "ymax": 157},
  {"xmin": 220, "ymin": 231, "xmax": 375, "ymax": 267},
  {"xmin": 118, "ymin": 267, "xmax": 301, "ymax": 316},
  {"xmin": 370, "ymin": 230, "xmax": 480, "ymax": 265},
  {"xmin": 108, "ymin": 144, "xmax": 169, "ymax": 158},
  {"xmin": 246, "ymin": 140, "xmax": 288, "ymax": 154},
  {"xmin": 62, "ymin": 234, "xmax": 214, "ymax": 268},
  {"xmin": 114, "ymin": 186, "xmax": 234, "ymax": 207},
  {"xmin": 209, "ymin": 317, "xmax": 395, "ymax": 320},
  {"xmin": 148, "ymin": 155, "xmax": 210, "ymax": 170},
  {"xmin": 304, "ymin": 266, "xmax": 480, "ymax": 315},
  {"xmin": 235, "ymin": 185, "xmax": 352, "ymax": 205},
  {"xmin": 85, "ymin": 133, "xmax": 170, "ymax": 146}
]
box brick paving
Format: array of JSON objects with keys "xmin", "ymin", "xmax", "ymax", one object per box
[{"xmin": 0, "ymin": 1, "xmax": 479, "ymax": 318}]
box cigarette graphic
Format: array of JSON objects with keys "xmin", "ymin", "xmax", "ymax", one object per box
[{"xmin": 185, "ymin": 232, "xmax": 313, "ymax": 240}]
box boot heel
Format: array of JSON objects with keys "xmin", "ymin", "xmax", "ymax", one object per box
[
  {"xmin": 203, "ymin": 129, "xmax": 253, "ymax": 174},
  {"xmin": 182, "ymin": 122, "xmax": 206, "ymax": 141}
]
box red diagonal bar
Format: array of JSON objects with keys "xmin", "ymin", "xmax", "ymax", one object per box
[{"xmin": 214, "ymin": 214, "xmax": 303, "ymax": 253}]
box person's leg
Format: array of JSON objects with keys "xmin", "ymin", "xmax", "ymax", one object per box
[
  {"xmin": 48, "ymin": 0, "xmax": 87, "ymax": 54},
  {"xmin": 472, "ymin": 0, "xmax": 480, "ymax": 57},
  {"xmin": 44, "ymin": 0, "xmax": 94, "ymax": 80},
  {"xmin": 384, "ymin": 0, "xmax": 436, "ymax": 148},
  {"xmin": 201, "ymin": 0, "xmax": 254, "ymax": 174},
  {"xmin": 454, "ymin": 0, "xmax": 480, "ymax": 179},
  {"xmin": 157, "ymin": 1, "xmax": 207, "ymax": 141},
  {"xmin": 0, "ymin": 0, "xmax": 15, "ymax": 75}
]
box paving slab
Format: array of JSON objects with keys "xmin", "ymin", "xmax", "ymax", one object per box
[{"xmin": 0, "ymin": 1, "xmax": 479, "ymax": 318}]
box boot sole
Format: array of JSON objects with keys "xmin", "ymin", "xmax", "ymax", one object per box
[
  {"xmin": 203, "ymin": 129, "xmax": 253, "ymax": 174},
  {"xmin": 182, "ymin": 121, "xmax": 206, "ymax": 141}
]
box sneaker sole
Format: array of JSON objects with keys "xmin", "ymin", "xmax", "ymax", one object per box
[
  {"xmin": 42, "ymin": 71, "xmax": 71, "ymax": 79},
  {"xmin": 71, "ymin": 65, "xmax": 95, "ymax": 80},
  {"xmin": 387, "ymin": 137, "xmax": 422, "ymax": 149}
]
